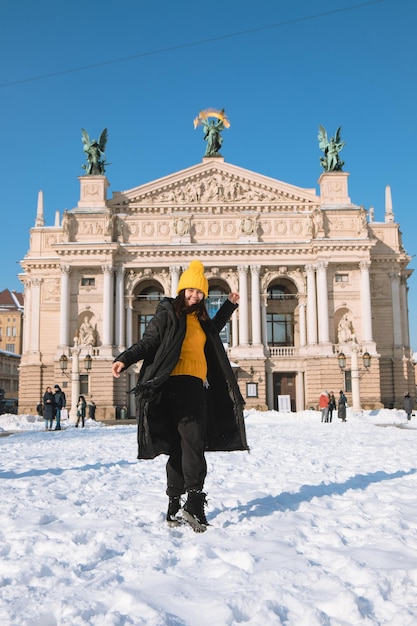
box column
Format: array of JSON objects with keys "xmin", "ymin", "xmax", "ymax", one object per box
[
  {"xmin": 266, "ymin": 369, "xmax": 274, "ymax": 410},
  {"xmin": 296, "ymin": 371, "xmax": 305, "ymax": 411},
  {"xmin": 69, "ymin": 337, "xmax": 80, "ymax": 423},
  {"xmin": 400, "ymin": 277, "xmax": 410, "ymax": 349},
  {"xmin": 390, "ymin": 272, "xmax": 402, "ymax": 347},
  {"xmin": 22, "ymin": 279, "xmax": 31, "ymax": 355},
  {"xmin": 126, "ymin": 295, "xmax": 134, "ymax": 348},
  {"xmin": 261, "ymin": 293, "xmax": 268, "ymax": 348},
  {"xmin": 350, "ymin": 343, "xmax": 361, "ymax": 412},
  {"xmin": 30, "ymin": 278, "xmax": 42, "ymax": 353},
  {"xmin": 316, "ymin": 261, "xmax": 329, "ymax": 344},
  {"xmin": 238, "ymin": 265, "xmax": 249, "ymax": 345},
  {"xmin": 115, "ymin": 267, "xmax": 125, "ymax": 348},
  {"xmin": 306, "ymin": 264, "xmax": 317, "ymax": 345},
  {"xmin": 359, "ymin": 260, "xmax": 373, "ymax": 343},
  {"xmin": 232, "ymin": 314, "xmax": 238, "ymax": 347},
  {"xmin": 298, "ymin": 296, "xmax": 307, "ymax": 348},
  {"xmin": 59, "ymin": 265, "xmax": 71, "ymax": 347},
  {"xmin": 102, "ymin": 265, "xmax": 114, "ymax": 346},
  {"xmin": 170, "ymin": 266, "xmax": 181, "ymax": 297},
  {"xmin": 250, "ymin": 265, "xmax": 262, "ymax": 345}
]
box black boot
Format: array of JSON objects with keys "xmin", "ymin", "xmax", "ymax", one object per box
[
  {"xmin": 166, "ymin": 496, "xmax": 182, "ymax": 527},
  {"xmin": 182, "ymin": 490, "xmax": 208, "ymax": 532}
]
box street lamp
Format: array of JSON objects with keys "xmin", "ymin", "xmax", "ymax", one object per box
[
  {"xmin": 337, "ymin": 343, "xmax": 371, "ymax": 412},
  {"xmin": 59, "ymin": 337, "xmax": 93, "ymax": 422}
]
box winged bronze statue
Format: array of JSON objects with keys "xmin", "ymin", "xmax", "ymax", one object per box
[
  {"xmin": 318, "ymin": 125, "xmax": 345, "ymax": 172},
  {"xmin": 81, "ymin": 128, "xmax": 108, "ymax": 175}
]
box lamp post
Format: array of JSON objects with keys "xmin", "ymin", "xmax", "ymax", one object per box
[
  {"xmin": 337, "ymin": 341, "xmax": 371, "ymax": 412},
  {"xmin": 59, "ymin": 336, "xmax": 92, "ymax": 423}
]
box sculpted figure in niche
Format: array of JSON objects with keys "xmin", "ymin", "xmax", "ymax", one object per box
[
  {"xmin": 79, "ymin": 316, "xmax": 95, "ymax": 346},
  {"xmin": 337, "ymin": 313, "xmax": 354, "ymax": 343}
]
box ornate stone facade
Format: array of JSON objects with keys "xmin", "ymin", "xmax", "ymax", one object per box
[{"xmin": 18, "ymin": 159, "xmax": 414, "ymax": 419}]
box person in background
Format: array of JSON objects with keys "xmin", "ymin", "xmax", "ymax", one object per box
[
  {"xmin": 53, "ymin": 384, "xmax": 66, "ymax": 431},
  {"xmin": 88, "ymin": 397, "xmax": 97, "ymax": 421},
  {"xmin": 338, "ymin": 390, "xmax": 348, "ymax": 422},
  {"xmin": 328, "ymin": 391, "xmax": 336, "ymax": 423},
  {"xmin": 36, "ymin": 401, "xmax": 43, "ymax": 417},
  {"xmin": 112, "ymin": 260, "xmax": 248, "ymax": 533},
  {"xmin": 43, "ymin": 386, "xmax": 55, "ymax": 431},
  {"xmin": 319, "ymin": 390, "xmax": 330, "ymax": 423},
  {"xmin": 75, "ymin": 395, "xmax": 87, "ymax": 428},
  {"xmin": 403, "ymin": 392, "xmax": 414, "ymax": 421}
]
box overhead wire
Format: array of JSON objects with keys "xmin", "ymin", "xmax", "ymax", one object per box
[{"xmin": 0, "ymin": 0, "xmax": 383, "ymax": 88}]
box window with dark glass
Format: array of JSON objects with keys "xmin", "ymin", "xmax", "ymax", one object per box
[
  {"xmin": 138, "ymin": 314, "xmax": 154, "ymax": 340},
  {"xmin": 138, "ymin": 287, "xmax": 163, "ymax": 302},
  {"xmin": 207, "ymin": 289, "xmax": 230, "ymax": 345},
  {"xmin": 266, "ymin": 313, "xmax": 294, "ymax": 346},
  {"xmin": 81, "ymin": 277, "xmax": 95, "ymax": 286}
]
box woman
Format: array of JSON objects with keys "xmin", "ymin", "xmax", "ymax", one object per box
[
  {"xmin": 75, "ymin": 395, "xmax": 87, "ymax": 428},
  {"xmin": 112, "ymin": 260, "xmax": 248, "ymax": 532},
  {"xmin": 43, "ymin": 386, "xmax": 55, "ymax": 430},
  {"xmin": 338, "ymin": 390, "xmax": 348, "ymax": 422}
]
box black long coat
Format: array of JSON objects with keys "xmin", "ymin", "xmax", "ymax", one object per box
[
  {"xmin": 42, "ymin": 392, "xmax": 55, "ymax": 421},
  {"xmin": 115, "ymin": 298, "xmax": 248, "ymax": 459}
]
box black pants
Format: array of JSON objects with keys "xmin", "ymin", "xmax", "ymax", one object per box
[{"xmin": 160, "ymin": 376, "xmax": 207, "ymax": 497}]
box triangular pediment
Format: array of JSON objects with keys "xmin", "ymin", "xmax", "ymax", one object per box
[{"xmin": 108, "ymin": 158, "xmax": 319, "ymax": 212}]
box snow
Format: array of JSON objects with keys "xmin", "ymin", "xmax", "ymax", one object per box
[{"xmin": 1, "ymin": 407, "xmax": 417, "ymax": 626}]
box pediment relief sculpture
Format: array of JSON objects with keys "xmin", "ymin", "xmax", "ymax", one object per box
[{"xmin": 131, "ymin": 173, "xmax": 310, "ymax": 206}]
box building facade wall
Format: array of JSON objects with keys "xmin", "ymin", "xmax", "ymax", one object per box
[{"xmin": 18, "ymin": 160, "xmax": 414, "ymax": 418}]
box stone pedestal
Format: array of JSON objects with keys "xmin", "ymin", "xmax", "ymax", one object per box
[
  {"xmin": 319, "ymin": 171, "xmax": 350, "ymax": 205},
  {"xmin": 77, "ymin": 176, "xmax": 109, "ymax": 210}
]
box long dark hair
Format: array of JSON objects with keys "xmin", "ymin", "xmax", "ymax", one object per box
[{"xmin": 173, "ymin": 290, "xmax": 209, "ymax": 321}]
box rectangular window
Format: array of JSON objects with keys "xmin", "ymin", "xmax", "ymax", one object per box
[
  {"xmin": 207, "ymin": 294, "xmax": 230, "ymax": 345},
  {"xmin": 81, "ymin": 277, "xmax": 95, "ymax": 286},
  {"xmin": 335, "ymin": 274, "xmax": 349, "ymax": 283},
  {"xmin": 6, "ymin": 344, "xmax": 15, "ymax": 353},
  {"xmin": 12, "ymin": 326, "xmax": 16, "ymax": 337},
  {"xmin": 344, "ymin": 370, "xmax": 352, "ymax": 393},
  {"xmin": 80, "ymin": 374, "xmax": 89, "ymax": 396},
  {"xmin": 246, "ymin": 382, "xmax": 258, "ymax": 398},
  {"xmin": 138, "ymin": 315, "xmax": 154, "ymax": 340},
  {"xmin": 6, "ymin": 327, "xmax": 11, "ymax": 337},
  {"xmin": 266, "ymin": 313, "xmax": 294, "ymax": 346}
]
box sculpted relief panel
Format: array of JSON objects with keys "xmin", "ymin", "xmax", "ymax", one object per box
[{"xmin": 131, "ymin": 171, "xmax": 312, "ymax": 207}]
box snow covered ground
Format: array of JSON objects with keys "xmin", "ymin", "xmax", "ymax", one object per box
[{"xmin": 1, "ymin": 407, "xmax": 417, "ymax": 626}]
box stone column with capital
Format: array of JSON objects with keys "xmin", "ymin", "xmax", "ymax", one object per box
[
  {"xmin": 250, "ymin": 265, "xmax": 262, "ymax": 345},
  {"xmin": 298, "ymin": 295, "xmax": 307, "ymax": 348},
  {"xmin": 125, "ymin": 295, "xmax": 134, "ymax": 348},
  {"xmin": 170, "ymin": 266, "xmax": 181, "ymax": 298},
  {"xmin": 306, "ymin": 265, "xmax": 318, "ymax": 345},
  {"xmin": 59, "ymin": 266, "xmax": 71, "ymax": 348},
  {"xmin": 115, "ymin": 267, "xmax": 125, "ymax": 349},
  {"xmin": 238, "ymin": 265, "xmax": 249, "ymax": 345},
  {"xmin": 316, "ymin": 261, "xmax": 330, "ymax": 345},
  {"xmin": 102, "ymin": 265, "xmax": 114, "ymax": 346}
]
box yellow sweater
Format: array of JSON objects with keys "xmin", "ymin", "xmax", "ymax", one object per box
[{"xmin": 170, "ymin": 313, "xmax": 207, "ymax": 381}]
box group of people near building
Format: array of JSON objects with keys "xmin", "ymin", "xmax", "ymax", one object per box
[
  {"xmin": 319, "ymin": 390, "xmax": 347, "ymax": 423},
  {"xmin": 38, "ymin": 387, "xmax": 96, "ymax": 430}
]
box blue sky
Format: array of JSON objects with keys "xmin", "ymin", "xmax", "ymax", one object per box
[{"xmin": 1, "ymin": 0, "xmax": 416, "ymax": 350}]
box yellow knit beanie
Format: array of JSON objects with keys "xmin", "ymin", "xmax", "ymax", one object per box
[{"xmin": 177, "ymin": 261, "xmax": 209, "ymax": 298}]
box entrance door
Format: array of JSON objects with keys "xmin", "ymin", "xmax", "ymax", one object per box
[{"xmin": 273, "ymin": 373, "xmax": 296, "ymax": 412}]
